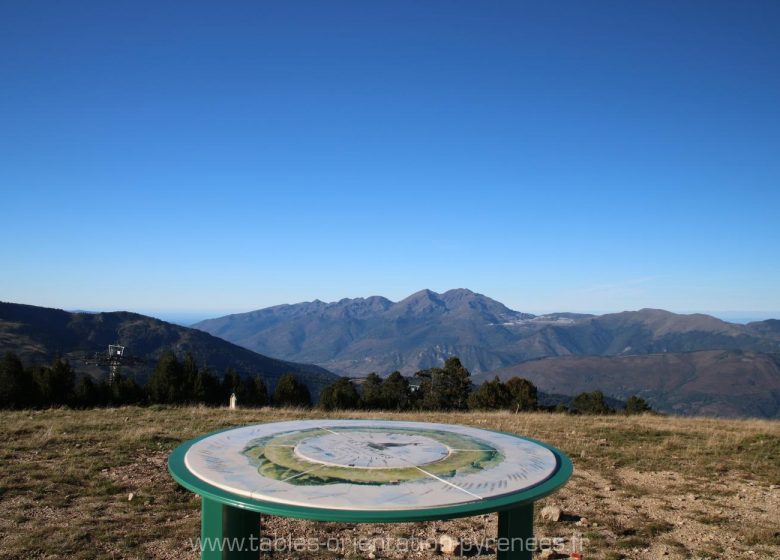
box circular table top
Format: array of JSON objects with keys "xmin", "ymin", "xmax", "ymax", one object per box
[{"xmin": 168, "ymin": 419, "xmax": 572, "ymax": 522}]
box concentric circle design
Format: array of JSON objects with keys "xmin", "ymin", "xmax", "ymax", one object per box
[
  {"xmin": 184, "ymin": 419, "xmax": 558, "ymax": 511},
  {"xmin": 293, "ymin": 431, "xmax": 450, "ymax": 469}
]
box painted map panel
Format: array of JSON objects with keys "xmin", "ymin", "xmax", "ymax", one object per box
[{"xmin": 185, "ymin": 420, "xmax": 557, "ymax": 510}]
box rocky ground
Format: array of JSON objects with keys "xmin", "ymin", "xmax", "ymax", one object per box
[{"xmin": 0, "ymin": 407, "xmax": 777, "ymax": 559}]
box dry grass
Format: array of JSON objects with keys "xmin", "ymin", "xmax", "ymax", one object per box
[{"xmin": 0, "ymin": 407, "xmax": 778, "ymax": 559}]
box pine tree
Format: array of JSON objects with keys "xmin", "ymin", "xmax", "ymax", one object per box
[
  {"xmin": 76, "ymin": 375, "xmax": 101, "ymax": 408},
  {"xmin": 0, "ymin": 352, "xmax": 34, "ymax": 408},
  {"xmin": 360, "ymin": 373, "xmax": 384, "ymax": 409},
  {"xmin": 191, "ymin": 368, "xmax": 207, "ymax": 404},
  {"xmin": 419, "ymin": 357, "xmax": 472, "ymax": 411},
  {"xmin": 240, "ymin": 376, "xmax": 257, "ymax": 406},
  {"xmin": 192, "ymin": 366, "xmax": 220, "ymax": 405},
  {"xmin": 468, "ymin": 376, "xmax": 511, "ymax": 410},
  {"xmin": 319, "ymin": 378, "xmax": 360, "ymax": 410},
  {"xmin": 251, "ymin": 376, "xmax": 269, "ymax": 407},
  {"xmin": 624, "ymin": 395, "xmax": 652, "ymax": 415},
  {"xmin": 380, "ymin": 371, "xmax": 411, "ymax": 410},
  {"xmin": 33, "ymin": 357, "xmax": 75, "ymax": 407},
  {"xmin": 221, "ymin": 368, "xmax": 244, "ymax": 404},
  {"xmin": 112, "ymin": 374, "xmax": 145, "ymax": 405},
  {"xmin": 570, "ymin": 390, "xmax": 613, "ymax": 415},
  {"xmin": 181, "ymin": 353, "xmax": 199, "ymax": 403},
  {"xmin": 272, "ymin": 373, "xmax": 311, "ymax": 407},
  {"xmin": 505, "ymin": 377, "xmax": 539, "ymax": 411},
  {"xmin": 147, "ymin": 351, "xmax": 184, "ymax": 404}
]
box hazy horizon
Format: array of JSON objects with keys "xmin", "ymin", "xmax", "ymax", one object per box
[{"xmin": 5, "ymin": 290, "xmax": 778, "ymax": 326}]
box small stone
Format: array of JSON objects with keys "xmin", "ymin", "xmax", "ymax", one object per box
[
  {"xmin": 605, "ymin": 485, "xmax": 615, "ymax": 492},
  {"xmin": 575, "ymin": 517, "xmax": 589, "ymax": 527},
  {"xmin": 541, "ymin": 505, "xmax": 563, "ymax": 522},
  {"xmin": 438, "ymin": 534, "xmax": 460, "ymax": 555},
  {"xmin": 687, "ymin": 493, "xmax": 698, "ymax": 501},
  {"xmin": 127, "ymin": 493, "xmax": 134, "ymax": 501}
]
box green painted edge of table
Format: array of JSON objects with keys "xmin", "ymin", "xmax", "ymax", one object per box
[{"xmin": 167, "ymin": 421, "xmax": 573, "ymax": 523}]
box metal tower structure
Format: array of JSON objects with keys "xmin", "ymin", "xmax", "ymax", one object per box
[{"xmin": 84, "ymin": 344, "xmax": 144, "ymax": 382}]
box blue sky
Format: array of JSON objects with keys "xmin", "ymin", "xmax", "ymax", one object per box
[{"xmin": 1, "ymin": 1, "xmax": 778, "ymax": 321}]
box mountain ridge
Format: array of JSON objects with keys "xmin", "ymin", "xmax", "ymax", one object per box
[
  {"xmin": 194, "ymin": 289, "xmax": 780, "ymax": 377},
  {"xmin": 0, "ymin": 301, "xmax": 338, "ymax": 395}
]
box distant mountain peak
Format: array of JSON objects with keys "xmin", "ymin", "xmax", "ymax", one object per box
[
  {"xmin": 275, "ymin": 289, "xmax": 495, "ymax": 310},
  {"xmin": 441, "ymin": 287, "xmax": 477, "ymax": 297},
  {"xmin": 402, "ymin": 288, "xmax": 443, "ymax": 301},
  {"xmin": 397, "ymin": 288, "xmax": 506, "ymax": 309},
  {"xmin": 440, "ymin": 288, "xmax": 484, "ymax": 302}
]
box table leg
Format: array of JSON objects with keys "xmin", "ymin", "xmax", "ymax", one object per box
[
  {"xmin": 497, "ymin": 503, "xmax": 534, "ymax": 560},
  {"xmin": 200, "ymin": 498, "xmax": 261, "ymax": 560}
]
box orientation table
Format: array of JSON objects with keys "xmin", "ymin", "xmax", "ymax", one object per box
[{"xmin": 168, "ymin": 419, "xmax": 572, "ymax": 559}]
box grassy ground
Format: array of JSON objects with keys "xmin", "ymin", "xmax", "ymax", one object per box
[{"xmin": 0, "ymin": 407, "xmax": 778, "ymax": 559}]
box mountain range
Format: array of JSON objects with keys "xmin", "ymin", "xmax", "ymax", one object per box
[
  {"xmin": 0, "ymin": 302, "xmax": 338, "ymax": 395},
  {"xmin": 194, "ymin": 289, "xmax": 780, "ymax": 417},
  {"xmin": 3, "ymin": 293, "xmax": 779, "ymax": 418},
  {"xmin": 193, "ymin": 289, "xmax": 780, "ymax": 375}
]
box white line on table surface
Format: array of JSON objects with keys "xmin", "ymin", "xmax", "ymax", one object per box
[{"xmin": 280, "ymin": 464, "xmax": 326, "ymax": 483}]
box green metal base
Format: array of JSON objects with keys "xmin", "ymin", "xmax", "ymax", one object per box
[
  {"xmin": 196, "ymin": 499, "xmax": 534, "ymax": 560},
  {"xmin": 201, "ymin": 498, "xmax": 261, "ymax": 560},
  {"xmin": 497, "ymin": 503, "xmax": 534, "ymax": 560}
]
